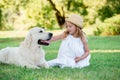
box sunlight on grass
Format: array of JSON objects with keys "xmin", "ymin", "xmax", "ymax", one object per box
[
  {"xmin": 0, "ymin": 30, "xmax": 64, "ymax": 38},
  {"xmin": 0, "ymin": 27, "xmax": 93, "ymax": 38},
  {"xmin": 91, "ymin": 50, "xmax": 120, "ymax": 53},
  {"xmin": 0, "ymin": 31, "xmax": 28, "ymax": 38}
]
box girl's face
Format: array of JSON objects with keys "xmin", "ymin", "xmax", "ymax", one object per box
[{"xmin": 65, "ymin": 21, "xmax": 78, "ymax": 37}]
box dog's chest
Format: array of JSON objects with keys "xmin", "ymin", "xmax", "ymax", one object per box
[{"xmin": 30, "ymin": 49, "xmax": 44, "ymax": 64}]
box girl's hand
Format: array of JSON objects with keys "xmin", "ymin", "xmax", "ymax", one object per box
[{"xmin": 74, "ymin": 57, "xmax": 81, "ymax": 63}]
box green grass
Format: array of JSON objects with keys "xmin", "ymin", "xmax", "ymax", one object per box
[
  {"xmin": 1, "ymin": 36, "xmax": 120, "ymax": 50},
  {"xmin": 0, "ymin": 35, "xmax": 120, "ymax": 80},
  {"xmin": 0, "ymin": 52, "xmax": 120, "ymax": 80},
  {"xmin": 0, "ymin": 38, "xmax": 24, "ymax": 48},
  {"xmin": 88, "ymin": 36, "xmax": 120, "ymax": 50}
]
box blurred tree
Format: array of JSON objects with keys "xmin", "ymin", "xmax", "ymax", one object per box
[
  {"xmin": 47, "ymin": 0, "xmax": 65, "ymax": 27},
  {"xmin": 65, "ymin": 0, "xmax": 88, "ymax": 16},
  {"xmin": 0, "ymin": 0, "xmax": 31, "ymax": 30},
  {"xmin": 0, "ymin": 0, "xmax": 120, "ymax": 33},
  {"xmin": 0, "ymin": 9, "xmax": 2, "ymax": 29},
  {"xmin": 98, "ymin": 0, "xmax": 120, "ymax": 21}
]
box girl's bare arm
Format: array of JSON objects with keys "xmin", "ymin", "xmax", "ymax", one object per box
[
  {"xmin": 50, "ymin": 32, "xmax": 66, "ymax": 42},
  {"xmin": 75, "ymin": 36, "xmax": 90, "ymax": 63}
]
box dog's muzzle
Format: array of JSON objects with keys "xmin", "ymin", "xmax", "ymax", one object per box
[{"xmin": 38, "ymin": 33, "xmax": 53, "ymax": 46}]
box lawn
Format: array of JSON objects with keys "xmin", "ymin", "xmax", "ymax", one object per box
[{"xmin": 0, "ymin": 31, "xmax": 120, "ymax": 80}]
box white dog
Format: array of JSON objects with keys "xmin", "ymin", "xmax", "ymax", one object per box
[{"xmin": 0, "ymin": 27, "xmax": 53, "ymax": 69}]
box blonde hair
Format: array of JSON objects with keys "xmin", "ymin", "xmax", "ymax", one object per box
[{"xmin": 64, "ymin": 23, "xmax": 85, "ymax": 40}]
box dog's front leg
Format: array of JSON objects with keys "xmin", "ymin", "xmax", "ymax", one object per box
[
  {"xmin": 38, "ymin": 60, "xmax": 49, "ymax": 68},
  {"xmin": 43, "ymin": 62, "xmax": 49, "ymax": 68},
  {"xmin": 27, "ymin": 65, "xmax": 40, "ymax": 69}
]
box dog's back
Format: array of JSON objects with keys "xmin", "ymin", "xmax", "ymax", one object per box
[{"xmin": 0, "ymin": 47, "xmax": 19, "ymax": 64}]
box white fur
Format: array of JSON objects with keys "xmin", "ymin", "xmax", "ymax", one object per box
[{"xmin": 0, "ymin": 27, "xmax": 51, "ymax": 69}]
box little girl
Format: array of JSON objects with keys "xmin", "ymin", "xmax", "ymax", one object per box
[{"xmin": 47, "ymin": 14, "xmax": 91, "ymax": 68}]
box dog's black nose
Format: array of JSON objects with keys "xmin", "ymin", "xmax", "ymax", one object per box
[{"xmin": 49, "ymin": 33, "xmax": 53, "ymax": 37}]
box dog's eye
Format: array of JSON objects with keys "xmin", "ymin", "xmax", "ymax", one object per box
[{"xmin": 39, "ymin": 30, "xmax": 43, "ymax": 33}]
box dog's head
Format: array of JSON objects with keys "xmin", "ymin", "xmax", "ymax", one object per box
[{"xmin": 24, "ymin": 27, "xmax": 53, "ymax": 47}]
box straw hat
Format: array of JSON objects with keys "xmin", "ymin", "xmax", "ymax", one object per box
[{"xmin": 65, "ymin": 14, "xmax": 83, "ymax": 29}]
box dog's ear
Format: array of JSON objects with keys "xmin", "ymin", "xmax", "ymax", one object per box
[{"xmin": 24, "ymin": 32, "xmax": 32, "ymax": 48}]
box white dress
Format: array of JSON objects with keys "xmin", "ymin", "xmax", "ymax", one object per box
[{"xmin": 47, "ymin": 35, "xmax": 91, "ymax": 68}]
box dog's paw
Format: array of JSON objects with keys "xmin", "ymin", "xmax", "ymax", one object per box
[
  {"xmin": 38, "ymin": 62, "xmax": 50, "ymax": 68},
  {"xmin": 25, "ymin": 65, "xmax": 40, "ymax": 69},
  {"xmin": 45, "ymin": 64, "xmax": 49, "ymax": 69}
]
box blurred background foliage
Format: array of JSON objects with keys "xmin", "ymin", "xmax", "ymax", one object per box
[{"xmin": 0, "ymin": 0, "xmax": 120, "ymax": 36}]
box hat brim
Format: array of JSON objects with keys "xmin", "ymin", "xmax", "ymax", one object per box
[{"xmin": 65, "ymin": 18, "xmax": 82, "ymax": 29}]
